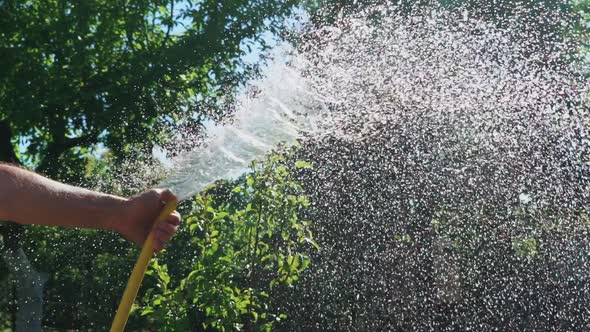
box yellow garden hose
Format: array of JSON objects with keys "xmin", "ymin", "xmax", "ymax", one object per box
[{"xmin": 110, "ymin": 199, "xmax": 178, "ymax": 332}]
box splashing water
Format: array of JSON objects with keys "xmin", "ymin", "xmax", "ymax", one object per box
[
  {"xmin": 134, "ymin": 2, "xmax": 590, "ymax": 330},
  {"xmin": 270, "ymin": 4, "xmax": 590, "ymax": 331},
  {"xmin": 156, "ymin": 55, "xmax": 327, "ymax": 200}
]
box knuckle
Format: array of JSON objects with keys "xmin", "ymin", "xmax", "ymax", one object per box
[
  {"xmin": 159, "ymin": 188, "xmax": 178, "ymax": 202},
  {"xmin": 146, "ymin": 189, "xmax": 160, "ymax": 200}
]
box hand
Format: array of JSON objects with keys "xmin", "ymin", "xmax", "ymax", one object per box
[{"xmin": 116, "ymin": 189, "xmax": 181, "ymax": 252}]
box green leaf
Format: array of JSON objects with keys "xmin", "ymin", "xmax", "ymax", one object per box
[
  {"xmin": 294, "ymin": 160, "xmax": 313, "ymax": 169},
  {"xmin": 290, "ymin": 255, "xmax": 300, "ymax": 271},
  {"xmin": 247, "ymin": 176, "xmax": 255, "ymax": 186},
  {"xmin": 141, "ymin": 308, "xmax": 154, "ymax": 316},
  {"xmin": 213, "ymin": 211, "xmax": 229, "ymax": 221},
  {"xmin": 219, "ymin": 256, "xmax": 232, "ymax": 263},
  {"xmin": 305, "ymin": 237, "xmax": 320, "ymax": 250}
]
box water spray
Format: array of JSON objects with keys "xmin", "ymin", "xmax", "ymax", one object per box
[{"xmin": 156, "ymin": 60, "xmax": 326, "ymax": 201}]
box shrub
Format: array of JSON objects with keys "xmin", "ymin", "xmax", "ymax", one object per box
[{"xmin": 138, "ymin": 149, "xmax": 318, "ymax": 331}]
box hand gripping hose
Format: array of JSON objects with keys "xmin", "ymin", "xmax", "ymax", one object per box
[{"xmin": 110, "ymin": 199, "xmax": 178, "ymax": 332}]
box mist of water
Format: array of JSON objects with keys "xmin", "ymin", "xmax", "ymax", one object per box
[
  {"xmin": 156, "ymin": 54, "xmax": 327, "ymax": 200},
  {"xmin": 118, "ymin": 2, "xmax": 590, "ymax": 329},
  {"xmin": 269, "ymin": 4, "xmax": 590, "ymax": 330}
]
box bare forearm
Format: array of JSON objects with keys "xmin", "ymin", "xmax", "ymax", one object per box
[{"xmin": 0, "ymin": 164, "xmax": 125, "ymax": 231}]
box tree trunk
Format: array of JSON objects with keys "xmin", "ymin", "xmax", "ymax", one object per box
[{"xmin": 0, "ymin": 120, "xmax": 46, "ymax": 332}]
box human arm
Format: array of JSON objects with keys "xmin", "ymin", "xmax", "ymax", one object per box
[{"xmin": 0, "ymin": 163, "xmax": 180, "ymax": 252}]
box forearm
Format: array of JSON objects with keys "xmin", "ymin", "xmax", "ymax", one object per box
[{"xmin": 0, "ymin": 164, "xmax": 125, "ymax": 231}]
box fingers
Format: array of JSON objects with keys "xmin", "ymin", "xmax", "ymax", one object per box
[
  {"xmin": 152, "ymin": 210, "xmax": 181, "ymax": 252},
  {"xmin": 153, "ymin": 228, "xmax": 171, "ymax": 253},
  {"xmin": 133, "ymin": 188, "xmax": 180, "ymax": 252},
  {"xmin": 167, "ymin": 210, "xmax": 181, "ymax": 226},
  {"xmin": 157, "ymin": 217, "xmax": 180, "ymax": 236}
]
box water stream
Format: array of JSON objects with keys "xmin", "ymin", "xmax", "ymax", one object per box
[{"xmin": 156, "ymin": 53, "xmax": 327, "ymax": 200}]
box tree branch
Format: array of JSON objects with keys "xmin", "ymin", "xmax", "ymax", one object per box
[
  {"xmin": 161, "ymin": 0, "xmax": 174, "ymax": 49},
  {"xmin": 36, "ymin": 131, "xmax": 100, "ymax": 174},
  {"xmin": 0, "ymin": 120, "xmax": 21, "ymax": 165},
  {"xmin": 63, "ymin": 131, "xmax": 100, "ymax": 149}
]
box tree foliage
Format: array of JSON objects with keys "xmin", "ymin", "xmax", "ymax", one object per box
[
  {"xmin": 0, "ymin": 0, "xmax": 304, "ymax": 330},
  {"xmin": 0, "ymin": 0, "xmax": 297, "ymax": 177}
]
